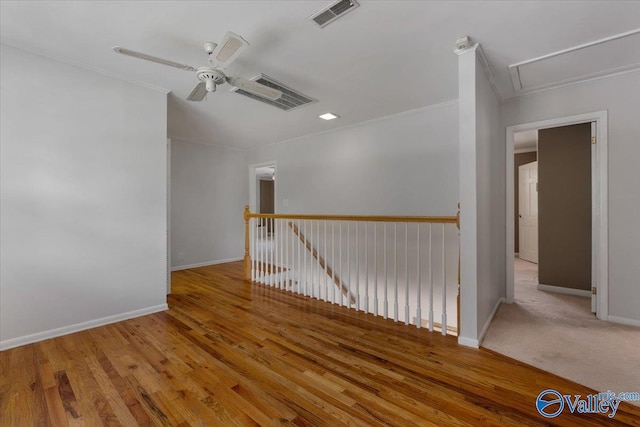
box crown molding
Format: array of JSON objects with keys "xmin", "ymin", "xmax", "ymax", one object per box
[{"xmin": 1, "ymin": 39, "xmax": 171, "ymax": 95}]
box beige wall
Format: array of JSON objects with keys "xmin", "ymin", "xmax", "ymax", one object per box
[
  {"xmin": 538, "ymin": 123, "xmax": 591, "ymax": 291},
  {"xmin": 514, "ymin": 152, "xmax": 537, "ymax": 252}
]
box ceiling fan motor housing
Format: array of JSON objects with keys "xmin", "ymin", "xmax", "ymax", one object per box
[{"xmin": 196, "ymin": 67, "xmax": 226, "ymax": 91}]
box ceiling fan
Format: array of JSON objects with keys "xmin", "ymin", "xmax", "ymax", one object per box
[{"xmin": 112, "ymin": 31, "xmax": 282, "ymax": 102}]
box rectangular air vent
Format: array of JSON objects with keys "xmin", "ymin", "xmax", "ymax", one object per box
[
  {"xmin": 232, "ymin": 74, "xmax": 317, "ymax": 111},
  {"xmin": 309, "ymin": 0, "xmax": 359, "ymax": 28}
]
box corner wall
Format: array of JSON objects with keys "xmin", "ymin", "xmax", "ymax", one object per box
[
  {"xmin": 0, "ymin": 45, "xmax": 169, "ymax": 349},
  {"xmin": 170, "ymin": 139, "xmax": 247, "ymax": 269},
  {"xmin": 458, "ymin": 45, "xmax": 505, "ymax": 347}
]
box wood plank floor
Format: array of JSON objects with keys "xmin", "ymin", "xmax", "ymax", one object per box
[{"xmin": 1, "ymin": 261, "xmax": 639, "ymax": 426}]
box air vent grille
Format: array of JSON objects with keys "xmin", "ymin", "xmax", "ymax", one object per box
[
  {"xmin": 233, "ymin": 74, "xmax": 316, "ymax": 111},
  {"xmin": 310, "ymin": 0, "xmax": 359, "ymax": 28}
]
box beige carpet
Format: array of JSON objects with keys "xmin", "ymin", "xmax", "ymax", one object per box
[{"xmin": 482, "ymin": 257, "xmax": 640, "ymax": 405}]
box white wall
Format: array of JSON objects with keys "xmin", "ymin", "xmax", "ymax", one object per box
[
  {"xmin": 170, "ymin": 139, "xmax": 247, "ymax": 269},
  {"xmin": 457, "ymin": 46, "xmax": 505, "ymax": 347},
  {"xmin": 248, "ymin": 101, "xmax": 459, "ymax": 216},
  {"xmin": 502, "ymin": 71, "xmax": 640, "ymax": 324},
  {"xmin": 0, "ymin": 45, "xmax": 168, "ymax": 349},
  {"xmin": 474, "ymin": 53, "xmax": 505, "ymax": 339}
]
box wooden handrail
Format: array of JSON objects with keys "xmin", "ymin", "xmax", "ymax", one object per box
[
  {"xmin": 245, "ymin": 211, "xmax": 457, "ymax": 224},
  {"xmin": 288, "ymin": 222, "xmax": 356, "ymax": 306}
]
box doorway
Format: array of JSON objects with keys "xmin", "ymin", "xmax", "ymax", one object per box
[
  {"xmin": 505, "ymin": 111, "xmax": 608, "ymax": 320},
  {"xmin": 249, "ymin": 161, "xmax": 276, "ymax": 261}
]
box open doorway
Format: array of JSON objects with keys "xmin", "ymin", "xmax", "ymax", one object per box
[
  {"xmin": 505, "ymin": 111, "xmax": 608, "ymax": 319},
  {"xmin": 249, "ymin": 161, "xmax": 276, "ymax": 261}
]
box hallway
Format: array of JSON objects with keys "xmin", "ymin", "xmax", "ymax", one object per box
[{"xmin": 483, "ymin": 257, "xmax": 640, "ymax": 405}]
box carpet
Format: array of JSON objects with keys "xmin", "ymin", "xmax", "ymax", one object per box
[{"xmin": 482, "ymin": 257, "xmax": 640, "ymax": 406}]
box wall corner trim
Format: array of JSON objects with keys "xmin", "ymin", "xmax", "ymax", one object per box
[
  {"xmin": 0, "ymin": 304, "xmax": 169, "ymax": 351},
  {"xmin": 478, "ymin": 297, "xmax": 505, "ymax": 346},
  {"xmin": 457, "ymin": 336, "xmax": 480, "ymax": 348},
  {"xmin": 606, "ymin": 316, "xmax": 640, "ymax": 328},
  {"xmin": 171, "ymin": 257, "xmax": 243, "ymax": 271},
  {"xmin": 537, "ymin": 283, "xmax": 591, "ymax": 298}
]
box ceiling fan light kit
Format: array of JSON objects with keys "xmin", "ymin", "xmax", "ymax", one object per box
[{"xmin": 113, "ymin": 31, "xmax": 281, "ymax": 103}]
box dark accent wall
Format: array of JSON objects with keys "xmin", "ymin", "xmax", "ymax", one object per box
[
  {"xmin": 538, "ymin": 123, "xmax": 591, "ymax": 290},
  {"xmin": 514, "ymin": 151, "xmax": 537, "ymax": 252}
]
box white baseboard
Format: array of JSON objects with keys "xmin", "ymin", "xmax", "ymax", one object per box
[
  {"xmin": 0, "ymin": 304, "xmax": 168, "ymax": 351},
  {"xmin": 171, "ymin": 257, "xmax": 243, "ymax": 271},
  {"xmin": 457, "ymin": 336, "xmax": 479, "ymax": 348},
  {"xmin": 478, "ymin": 297, "xmax": 505, "ymax": 346},
  {"xmin": 607, "ymin": 315, "xmax": 640, "ymax": 328},
  {"xmin": 537, "ymin": 283, "xmax": 591, "ymax": 298}
]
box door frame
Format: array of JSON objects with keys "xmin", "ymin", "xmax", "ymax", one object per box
[
  {"xmin": 248, "ymin": 161, "xmax": 277, "ymax": 213},
  {"xmin": 505, "ymin": 111, "xmax": 608, "ymax": 319}
]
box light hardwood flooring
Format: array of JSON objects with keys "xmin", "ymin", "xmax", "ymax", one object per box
[{"xmin": 1, "ymin": 261, "xmax": 639, "ymax": 426}]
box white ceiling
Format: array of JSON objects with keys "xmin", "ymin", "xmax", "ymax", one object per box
[{"xmin": 2, "ymin": 1, "xmax": 639, "ymax": 149}]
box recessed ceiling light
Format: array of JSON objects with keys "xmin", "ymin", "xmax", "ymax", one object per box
[{"xmin": 319, "ymin": 113, "xmax": 339, "ymax": 120}]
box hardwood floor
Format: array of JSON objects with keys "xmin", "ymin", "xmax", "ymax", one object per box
[{"xmin": 1, "ymin": 262, "xmax": 639, "ymax": 426}]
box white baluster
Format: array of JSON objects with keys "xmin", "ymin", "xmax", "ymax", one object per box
[
  {"xmin": 316, "ymin": 221, "xmax": 320, "ymax": 299},
  {"xmin": 356, "ymin": 222, "xmax": 360, "ymax": 311},
  {"xmin": 332, "ymin": 221, "xmax": 336, "ymax": 304},
  {"xmin": 304, "ymin": 220, "xmax": 308, "ymax": 295},
  {"xmin": 442, "ymin": 223, "xmax": 447, "ymax": 335},
  {"xmin": 324, "ymin": 221, "xmax": 328, "ymax": 301},
  {"xmin": 365, "ymin": 222, "xmax": 369, "ymax": 313},
  {"xmin": 416, "ymin": 223, "xmax": 421, "ymax": 328},
  {"xmin": 374, "ymin": 223, "xmax": 378, "ymax": 317},
  {"xmin": 429, "ymin": 223, "xmax": 434, "ymax": 332},
  {"xmin": 296, "ymin": 220, "xmax": 300, "ymax": 293},
  {"xmin": 275, "ymin": 219, "xmax": 279, "ymax": 288},
  {"xmin": 339, "ymin": 222, "xmax": 343, "ymax": 306},
  {"xmin": 250, "ymin": 218, "xmax": 254, "ymax": 282},
  {"xmin": 269, "ymin": 218, "xmax": 276, "ymax": 286},
  {"xmin": 384, "ymin": 223, "xmax": 388, "ymax": 319},
  {"xmin": 394, "ymin": 223, "xmax": 398, "ymax": 322},
  {"xmin": 347, "ymin": 222, "xmax": 351, "ymax": 308},
  {"xmin": 405, "ymin": 222, "xmax": 409, "ymax": 325}
]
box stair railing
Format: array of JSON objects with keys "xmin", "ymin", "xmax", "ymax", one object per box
[{"xmin": 243, "ymin": 206, "xmax": 460, "ymax": 335}]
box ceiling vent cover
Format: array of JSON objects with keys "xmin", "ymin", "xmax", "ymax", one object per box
[
  {"xmin": 309, "ymin": 0, "xmax": 360, "ymax": 28},
  {"xmin": 232, "ymin": 74, "xmax": 316, "ymax": 111}
]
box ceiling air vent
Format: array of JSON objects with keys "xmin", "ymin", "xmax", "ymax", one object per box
[
  {"xmin": 232, "ymin": 74, "xmax": 316, "ymax": 111},
  {"xmin": 309, "ymin": 0, "xmax": 360, "ymax": 28}
]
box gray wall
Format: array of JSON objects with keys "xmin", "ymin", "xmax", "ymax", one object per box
[
  {"xmin": 502, "ymin": 70, "xmax": 640, "ymax": 323},
  {"xmin": 514, "ymin": 151, "xmax": 537, "ymax": 251},
  {"xmin": 170, "ymin": 139, "xmax": 247, "ymax": 269},
  {"xmin": 0, "ymin": 45, "xmax": 168, "ymax": 348},
  {"xmin": 248, "ymin": 102, "xmax": 459, "ymax": 216},
  {"xmin": 538, "ymin": 124, "xmax": 591, "ymax": 291},
  {"xmin": 473, "ymin": 53, "xmax": 505, "ymax": 341}
]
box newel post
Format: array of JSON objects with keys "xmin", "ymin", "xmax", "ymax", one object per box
[
  {"xmin": 456, "ymin": 203, "xmax": 461, "ymax": 336},
  {"xmin": 244, "ymin": 205, "xmax": 251, "ymax": 283}
]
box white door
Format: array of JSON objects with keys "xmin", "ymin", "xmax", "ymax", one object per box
[{"xmin": 519, "ymin": 161, "xmax": 538, "ymax": 263}]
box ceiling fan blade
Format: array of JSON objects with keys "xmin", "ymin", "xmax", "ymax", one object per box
[
  {"xmin": 112, "ymin": 46, "xmax": 196, "ymax": 72},
  {"xmin": 209, "ymin": 32, "xmax": 249, "ymax": 68},
  {"xmin": 187, "ymin": 81, "xmax": 208, "ymax": 101},
  {"xmin": 227, "ymin": 77, "xmax": 282, "ymax": 101}
]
